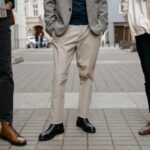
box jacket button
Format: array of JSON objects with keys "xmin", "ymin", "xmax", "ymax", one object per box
[{"xmin": 69, "ymin": 8, "xmax": 71, "ymax": 11}]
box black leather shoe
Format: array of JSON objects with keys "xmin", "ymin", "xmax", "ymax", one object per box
[
  {"xmin": 39, "ymin": 123, "xmax": 64, "ymax": 141},
  {"xmin": 76, "ymin": 117, "xmax": 96, "ymax": 133}
]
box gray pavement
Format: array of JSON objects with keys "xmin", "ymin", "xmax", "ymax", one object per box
[
  {"xmin": 12, "ymin": 47, "xmax": 147, "ymax": 109},
  {"xmin": 12, "ymin": 48, "xmax": 144, "ymax": 93},
  {"xmin": 1, "ymin": 109, "xmax": 150, "ymax": 150},
  {"xmin": 1, "ymin": 47, "xmax": 150, "ymax": 150}
]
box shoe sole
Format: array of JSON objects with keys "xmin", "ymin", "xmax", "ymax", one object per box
[
  {"xmin": 138, "ymin": 131, "xmax": 150, "ymax": 136},
  {"xmin": 39, "ymin": 131, "xmax": 64, "ymax": 141},
  {"xmin": 0, "ymin": 135, "xmax": 27, "ymax": 146},
  {"xmin": 76, "ymin": 124, "xmax": 96, "ymax": 133}
]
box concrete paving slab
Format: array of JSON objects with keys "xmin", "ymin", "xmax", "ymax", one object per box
[
  {"xmin": 14, "ymin": 92, "xmax": 148, "ymax": 109},
  {"xmin": 1, "ymin": 109, "xmax": 150, "ymax": 150}
]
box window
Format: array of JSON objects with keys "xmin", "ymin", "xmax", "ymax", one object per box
[
  {"xmin": 33, "ymin": 4, "xmax": 38, "ymax": 16},
  {"xmin": 119, "ymin": 2, "xmax": 123, "ymax": 14}
]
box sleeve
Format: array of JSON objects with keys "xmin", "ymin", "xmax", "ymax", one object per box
[
  {"xmin": 98, "ymin": 0, "xmax": 108, "ymax": 25},
  {"xmin": 97, "ymin": 0, "xmax": 108, "ymax": 33},
  {"xmin": 44, "ymin": 0, "xmax": 56, "ymax": 35}
]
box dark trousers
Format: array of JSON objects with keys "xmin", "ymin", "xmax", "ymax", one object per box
[
  {"xmin": 0, "ymin": 18, "xmax": 14, "ymax": 123},
  {"xmin": 136, "ymin": 33, "xmax": 150, "ymax": 111}
]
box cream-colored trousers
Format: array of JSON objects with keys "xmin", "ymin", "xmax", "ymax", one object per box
[{"xmin": 51, "ymin": 25, "xmax": 101, "ymax": 124}]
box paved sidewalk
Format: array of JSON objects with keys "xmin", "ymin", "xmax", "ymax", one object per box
[
  {"xmin": 14, "ymin": 92, "xmax": 148, "ymax": 109},
  {"xmin": 1, "ymin": 109, "xmax": 150, "ymax": 150},
  {"xmin": 12, "ymin": 48, "xmax": 144, "ymax": 93},
  {"xmin": 12, "ymin": 48, "xmax": 147, "ymax": 109},
  {"xmin": 1, "ymin": 47, "xmax": 148, "ymax": 150}
]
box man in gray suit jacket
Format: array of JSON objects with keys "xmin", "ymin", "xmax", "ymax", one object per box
[{"xmin": 39, "ymin": 0, "xmax": 108, "ymax": 141}]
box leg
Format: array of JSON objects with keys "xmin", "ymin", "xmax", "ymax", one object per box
[
  {"xmin": 0, "ymin": 19, "xmax": 13, "ymax": 123},
  {"xmin": 76, "ymin": 27, "xmax": 101, "ymax": 118},
  {"xmin": 39, "ymin": 26, "xmax": 81, "ymax": 141},
  {"xmin": 76, "ymin": 26, "xmax": 101, "ymax": 133},
  {"xmin": 136, "ymin": 33, "xmax": 150, "ymax": 111},
  {"xmin": 50, "ymin": 41, "xmax": 75, "ymax": 124},
  {"xmin": 0, "ymin": 18, "xmax": 27, "ymax": 146},
  {"xmin": 135, "ymin": 33, "xmax": 150, "ymax": 135},
  {"xmin": 50, "ymin": 27, "xmax": 80, "ymax": 124}
]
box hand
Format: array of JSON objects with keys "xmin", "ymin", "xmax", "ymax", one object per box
[{"xmin": 5, "ymin": 2, "xmax": 13, "ymax": 10}]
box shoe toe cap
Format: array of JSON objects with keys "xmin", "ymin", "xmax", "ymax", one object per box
[
  {"xmin": 89, "ymin": 126, "xmax": 96, "ymax": 133},
  {"xmin": 39, "ymin": 133, "xmax": 45, "ymax": 141},
  {"xmin": 16, "ymin": 137, "xmax": 27, "ymax": 146}
]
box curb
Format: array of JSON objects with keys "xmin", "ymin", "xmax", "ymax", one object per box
[{"xmin": 12, "ymin": 57, "xmax": 24, "ymax": 64}]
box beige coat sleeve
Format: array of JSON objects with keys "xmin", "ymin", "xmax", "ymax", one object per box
[
  {"xmin": 98, "ymin": 0, "xmax": 108, "ymax": 24},
  {"xmin": 44, "ymin": 0, "xmax": 56, "ymax": 35}
]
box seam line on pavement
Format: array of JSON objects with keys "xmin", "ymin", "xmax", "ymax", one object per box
[
  {"xmin": 121, "ymin": 109, "xmax": 142, "ymax": 150},
  {"xmin": 103, "ymin": 109, "xmax": 116, "ymax": 150}
]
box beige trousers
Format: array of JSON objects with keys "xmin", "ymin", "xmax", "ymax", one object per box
[{"xmin": 51, "ymin": 25, "xmax": 101, "ymax": 124}]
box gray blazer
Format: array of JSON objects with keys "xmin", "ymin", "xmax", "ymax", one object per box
[{"xmin": 44, "ymin": 0, "xmax": 108, "ymax": 36}]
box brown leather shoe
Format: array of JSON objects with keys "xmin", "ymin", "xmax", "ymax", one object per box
[
  {"xmin": 139, "ymin": 122, "xmax": 150, "ymax": 135},
  {"xmin": 0, "ymin": 122, "xmax": 27, "ymax": 146}
]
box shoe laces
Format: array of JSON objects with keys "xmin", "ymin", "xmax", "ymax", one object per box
[{"xmin": 8, "ymin": 124, "xmax": 20, "ymax": 137}]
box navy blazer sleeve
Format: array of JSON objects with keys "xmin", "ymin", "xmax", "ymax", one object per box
[{"xmin": 5, "ymin": 0, "xmax": 15, "ymax": 9}]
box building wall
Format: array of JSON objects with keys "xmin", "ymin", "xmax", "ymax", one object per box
[
  {"xmin": 11, "ymin": 0, "xmax": 26, "ymax": 49},
  {"xmin": 107, "ymin": 0, "xmax": 125, "ymax": 46},
  {"xmin": 24, "ymin": 0, "xmax": 128, "ymax": 46},
  {"xmin": 25, "ymin": 0, "xmax": 50, "ymax": 39},
  {"xmin": 25, "ymin": 0, "xmax": 44, "ymax": 18}
]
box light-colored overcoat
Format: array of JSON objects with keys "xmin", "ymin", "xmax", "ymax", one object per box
[{"xmin": 122, "ymin": 0, "xmax": 150, "ymax": 36}]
